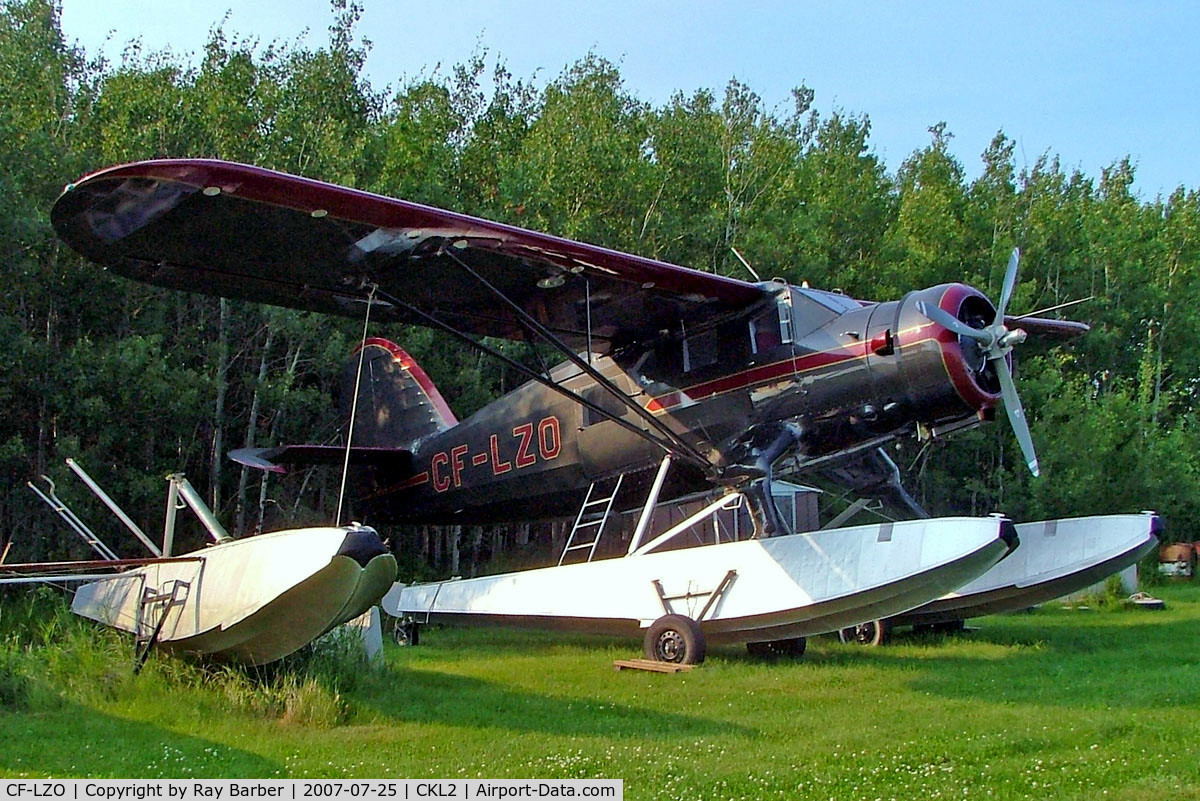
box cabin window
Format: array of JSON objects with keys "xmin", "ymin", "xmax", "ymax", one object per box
[
  {"xmin": 749, "ymin": 307, "xmax": 783, "ymax": 355},
  {"xmin": 683, "ymin": 329, "xmax": 718, "ymax": 373},
  {"xmin": 582, "ymin": 386, "xmax": 627, "ymax": 427}
]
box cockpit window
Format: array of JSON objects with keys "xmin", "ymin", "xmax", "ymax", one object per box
[
  {"xmin": 582, "ymin": 386, "xmax": 628, "ymax": 427},
  {"xmin": 789, "ymin": 289, "xmax": 843, "ymax": 340},
  {"xmin": 796, "ymin": 288, "xmax": 861, "ymax": 313}
]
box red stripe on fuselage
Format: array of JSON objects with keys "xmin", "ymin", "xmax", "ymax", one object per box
[
  {"xmin": 390, "ymin": 471, "xmax": 429, "ymax": 490},
  {"xmin": 644, "ymin": 335, "xmax": 888, "ymax": 413},
  {"xmin": 642, "ymin": 319, "xmax": 965, "ymax": 414}
]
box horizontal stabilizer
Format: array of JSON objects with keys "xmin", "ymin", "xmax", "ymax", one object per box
[{"xmin": 230, "ymin": 445, "xmax": 412, "ymax": 474}]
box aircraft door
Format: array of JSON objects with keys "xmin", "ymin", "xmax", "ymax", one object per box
[{"xmin": 576, "ymin": 372, "xmax": 660, "ymax": 479}]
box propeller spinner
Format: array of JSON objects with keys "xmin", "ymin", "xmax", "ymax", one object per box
[{"xmin": 916, "ymin": 248, "xmax": 1039, "ymax": 476}]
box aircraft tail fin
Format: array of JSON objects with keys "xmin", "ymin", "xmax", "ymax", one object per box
[{"xmin": 341, "ymin": 337, "xmax": 457, "ymax": 449}]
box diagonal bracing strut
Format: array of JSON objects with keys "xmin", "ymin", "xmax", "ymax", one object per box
[
  {"xmin": 437, "ymin": 245, "xmax": 715, "ymax": 469},
  {"xmin": 367, "ymin": 285, "xmax": 716, "ymax": 474}
]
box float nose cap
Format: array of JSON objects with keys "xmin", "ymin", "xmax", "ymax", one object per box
[{"xmin": 337, "ymin": 524, "xmax": 387, "ymax": 567}]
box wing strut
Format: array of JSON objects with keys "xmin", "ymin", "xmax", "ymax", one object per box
[
  {"xmin": 438, "ymin": 246, "xmax": 716, "ymax": 470},
  {"xmin": 367, "ymin": 284, "xmax": 715, "ymax": 473}
]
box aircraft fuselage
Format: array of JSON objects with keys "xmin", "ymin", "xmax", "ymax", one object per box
[{"xmin": 355, "ymin": 281, "xmax": 1001, "ymax": 526}]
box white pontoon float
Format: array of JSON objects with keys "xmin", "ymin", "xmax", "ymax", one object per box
[
  {"xmin": 383, "ymin": 458, "xmax": 1018, "ymax": 663},
  {"xmin": 72, "ymin": 523, "xmax": 397, "ymax": 665},
  {"xmin": 835, "ymin": 511, "xmax": 1161, "ymax": 644},
  {"xmin": 7, "ymin": 460, "xmax": 396, "ymax": 666}
]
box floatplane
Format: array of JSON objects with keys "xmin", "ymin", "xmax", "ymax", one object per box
[{"xmin": 49, "ymin": 159, "xmax": 1156, "ymax": 663}]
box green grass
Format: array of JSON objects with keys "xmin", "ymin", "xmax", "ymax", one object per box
[{"xmin": 3, "ymin": 584, "xmax": 1200, "ymax": 800}]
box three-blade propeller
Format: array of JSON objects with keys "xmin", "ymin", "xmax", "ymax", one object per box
[{"xmin": 916, "ymin": 248, "xmax": 1040, "ymax": 477}]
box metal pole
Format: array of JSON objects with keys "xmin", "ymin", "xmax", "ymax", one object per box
[
  {"xmin": 65, "ymin": 459, "xmax": 161, "ymax": 557},
  {"xmin": 632, "ymin": 491, "xmax": 743, "ymax": 556},
  {"xmin": 168, "ymin": 474, "xmax": 232, "ymax": 544},
  {"xmin": 27, "ymin": 479, "xmax": 120, "ymax": 561},
  {"xmin": 162, "ymin": 478, "xmax": 181, "ymax": 557},
  {"xmin": 821, "ymin": 497, "xmax": 873, "ymax": 531},
  {"xmin": 0, "ymin": 573, "xmax": 143, "ymax": 586},
  {"xmin": 627, "ymin": 455, "xmax": 673, "ymax": 555},
  {"xmin": 338, "ymin": 284, "xmax": 376, "ymax": 526},
  {"xmin": 585, "ymin": 278, "xmax": 593, "ymax": 366}
]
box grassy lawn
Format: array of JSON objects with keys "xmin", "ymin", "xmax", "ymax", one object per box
[{"xmin": 3, "ymin": 584, "xmax": 1200, "ymax": 800}]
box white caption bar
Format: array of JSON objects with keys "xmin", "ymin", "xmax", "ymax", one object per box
[{"xmin": 0, "ymin": 781, "xmax": 622, "ymax": 801}]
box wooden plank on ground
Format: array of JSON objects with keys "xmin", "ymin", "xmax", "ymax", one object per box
[{"xmin": 612, "ymin": 658, "xmax": 695, "ymax": 673}]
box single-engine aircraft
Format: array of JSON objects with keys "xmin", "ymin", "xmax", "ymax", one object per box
[{"xmin": 50, "ymin": 159, "xmax": 1089, "ymax": 541}]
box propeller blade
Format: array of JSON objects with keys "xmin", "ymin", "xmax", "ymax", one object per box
[
  {"xmin": 993, "ymin": 355, "xmax": 1039, "ymax": 477},
  {"xmin": 1003, "ymin": 315, "xmax": 1090, "ymax": 338},
  {"xmin": 996, "ymin": 247, "xmax": 1021, "ymax": 321},
  {"xmin": 915, "ymin": 300, "xmax": 993, "ymax": 344}
]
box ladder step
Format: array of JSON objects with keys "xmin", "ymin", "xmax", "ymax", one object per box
[
  {"xmin": 582, "ymin": 498, "xmax": 615, "ymax": 508},
  {"xmin": 564, "ymin": 541, "xmax": 597, "ymax": 551}
]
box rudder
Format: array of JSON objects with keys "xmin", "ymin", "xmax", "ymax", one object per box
[{"xmin": 341, "ymin": 338, "xmax": 456, "ymax": 449}]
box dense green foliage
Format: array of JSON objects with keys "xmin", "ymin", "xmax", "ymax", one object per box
[
  {"xmin": 3, "ymin": 585, "xmax": 1200, "ymax": 798},
  {"xmin": 2, "ymin": 0, "xmax": 1199, "ymax": 568}
]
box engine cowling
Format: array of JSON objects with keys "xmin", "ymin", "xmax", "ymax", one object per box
[{"xmin": 865, "ymin": 283, "xmax": 1004, "ymax": 427}]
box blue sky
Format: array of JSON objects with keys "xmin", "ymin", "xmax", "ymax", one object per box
[{"xmin": 58, "ymin": 1, "xmax": 1199, "ymax": 199}]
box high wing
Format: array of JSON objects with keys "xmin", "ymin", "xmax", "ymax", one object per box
[{"xmin": 51, "ymin": 159, "xmax": 771, "ymax": 354}]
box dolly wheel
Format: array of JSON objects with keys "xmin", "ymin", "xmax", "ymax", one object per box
[
  {"xmin": 746, "ymin": 637, "xmax": 807, "ymax": 658},
  {"xmin": 393, "ymin": 621, "xmax": 420, "ymax": 647},
  {"xmin": 644, "ymin": 614, "xmax": 706, "ymax": 664},
  {"xmin": 838, "ymin": 619, "xmax": 891, "ymax": 646}
]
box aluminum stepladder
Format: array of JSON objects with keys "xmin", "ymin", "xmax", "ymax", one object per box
[
  {"xmin": 134, "ymin": 577, "xmax": 192, "ymax": 671},
  {"xmin": 559, "ymin": 473, "xmax": 626, "ymax": 565}
]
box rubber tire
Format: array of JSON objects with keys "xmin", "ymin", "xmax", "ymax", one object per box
[
  {"xmin": 644, "ymin": 614, "xmax": 706, "ymax": 664},
  {"xmin": 746, "ymin": 637, "xmax": 807, "ymax": 658},
  {"xmin": 393, "ymin": 622, "xmax": 420, "ymax": 647},
  {"xmin": 838, "ymin": 619, "xmax": 891, "ymax": 646}
]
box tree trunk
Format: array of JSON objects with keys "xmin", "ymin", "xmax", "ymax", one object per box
[
  {"xmin": 210, "ymin": 299, "xmax": 230, "ymax": 512},
  {"xmin": 237, "ymin": 324, "xmax": 273, "ymax": 535},
  {"xmin": 449, "ymin": 525, "xmax": 461, "ymax": 575},
  {"xmin": 470, "ymin": 526, "xmax": 484, "ymax": 576}
]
